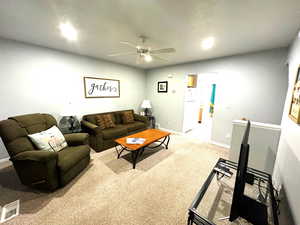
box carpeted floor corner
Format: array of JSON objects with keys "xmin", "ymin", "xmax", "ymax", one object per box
[{"xmin": 0, "ymin": 134, "xmax": 228, "ymax": 225}]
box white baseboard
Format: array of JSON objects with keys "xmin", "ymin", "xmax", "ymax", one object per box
[
  {"xmin": 159, "ymin": 127, "xmax": 183, "ymax": 135},
  {"xmin": 210, "ymin": 141, "xmax": 230, "ymax": 149}
]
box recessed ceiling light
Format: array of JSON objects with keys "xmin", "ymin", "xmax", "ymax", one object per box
[
  {"xmin": 201, "ymin": 37, "xmax": 215, "ymax": 50},
  {"xmin": 59, "ymin": 22, "xmax": 78, "ymax": 41},
  {"xmin": 144, "ymin": 54, "xmax": 152, "ymax": 62}
]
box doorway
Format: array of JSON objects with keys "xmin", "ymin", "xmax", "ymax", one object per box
[{"xmin": 182, "ymin": 73, "xmax": 218, "ymax": 142}]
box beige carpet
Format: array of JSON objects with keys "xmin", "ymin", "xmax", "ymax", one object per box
[{"xmin": 0, "ymin": 134, "xmax": 229, "ymax": 225}]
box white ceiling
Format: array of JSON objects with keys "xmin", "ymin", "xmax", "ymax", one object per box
[{"xmin": 0, "ymin": 0, "xmax": 300, "ymax": 69}]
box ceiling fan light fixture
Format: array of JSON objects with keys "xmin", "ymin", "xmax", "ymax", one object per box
[
  {"xmin": 59, "ymin": 21, "xmax": 78, "ymax": 41},
  {"xmin": 109, "ymin": 36, "xmax": 175, "ymax": 64},
  {"xmin": 144, "ymin": 54, "xmax": 152, "ymax": 62},
  {"xmin": 201, "ymin": 37, "xmax": 215, "ymax": 50}
]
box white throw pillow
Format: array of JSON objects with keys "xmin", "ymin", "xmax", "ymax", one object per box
[{"xmin": 28, "ymin": 126, "xmax": 68, "ymax": 152}]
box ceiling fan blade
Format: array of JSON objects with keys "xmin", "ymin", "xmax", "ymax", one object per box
[
  {"xmin": 120, "ymin": 41, "xmax": 138, "ymax": 49},
  {"xmin": 150, "ymin": 48, "xmax": 176, "ymax": 54},
  {"xmin": 152, "ymin": 55, "xmax": 168, "ymax": 61},
  {"xmin": 108, "ymin": 52, "xmax": 136, "ymax": 57}
]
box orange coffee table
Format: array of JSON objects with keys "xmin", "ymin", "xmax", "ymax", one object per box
[{"xmin": 114, "ymin": 129, "xmax": 171, "ymax": 169}]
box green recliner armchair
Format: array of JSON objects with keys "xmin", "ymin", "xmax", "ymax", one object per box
[{"xmin": 0, "ymin": 113, "xmax": 91, "ymax": 191}]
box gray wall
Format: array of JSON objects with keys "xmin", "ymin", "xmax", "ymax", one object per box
[
  {"xmin": 273, "ymin": 35, "xmax": 300, "ymax": 225},
  {"xmin": 0, "ymin": 38, "xmax": 146, "ymax": 159},
  {"xmin": 0, "ymin": 39, "xmax": 290, "ymax": 160},
  {"xmin": 146, "ymin": 48, "xmax": 288, "ymax": 146}
]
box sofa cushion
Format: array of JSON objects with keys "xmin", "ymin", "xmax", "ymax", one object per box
[
  {"xmin": 95, "ymin": 115, "xmax": 106, "ymax": 129},
  {"xmin": 57, "ymin": 145, "xmax": 90, "ymax": 173},
  {"xmin": 0, "ymin": 119, "xmax": 28, "ymax": 143},
  {"xmin": 96, "ymin": 114, "xmax": 116, "ymax": 129},
  {"xmin": 7, "ymin": 137, "xmax": 36, "ymax": 156},
  {"xmin": 9, "ymin": 113, "xmax": 56, "ymax": 134},
  {"xmin": 122, "ymin": 121, "xmax": 146, "ymax": 132},
  {"xmin": 83, "ymin": 111, "xmax": 133, "ymax": 125},
  {"xmin": 85, "ymin": 115, "xmax": 97, "ymax": 125},
  {"xmin": 113, "ymin": 112, "xmax": 122, "ymax": 124},
  {"xmin": 102, "ymin": 126, "xmax": 127, "ymax": 140},
  {"xmin": 122, "ymin": 111, "xmax": 134, "ymax": 124},
  {"xmin": 115, "ymin": 110, "xmax": 134, "ymax": 124}
]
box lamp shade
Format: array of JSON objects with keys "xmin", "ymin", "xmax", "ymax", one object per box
[{"xmin": 141, "ymin": 100, "xmax": 152, "ymax": 109}]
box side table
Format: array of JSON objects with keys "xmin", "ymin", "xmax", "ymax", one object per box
[{"xmin": 146, "ymin": 115, "xmax": 156, "ymax": 129}]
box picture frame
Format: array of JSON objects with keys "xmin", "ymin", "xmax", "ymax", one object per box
[
  {"xmin": 289, "ymin": 66, "xmax": 300, "ymax": 124},
  {"xmin": 84, "ymin": 77, "xmax": 120, "ymax": 98},
  {"xmin": 157, "ymin": 81, "xmax": 168, "ymax": 93}
]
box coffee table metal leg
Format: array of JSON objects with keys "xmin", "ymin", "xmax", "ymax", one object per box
[
  {"xmin": 131, "ymin": 150, "xmax": 140, "ymax": 169},
  {"xmin": 115, "ymin": 145, "xmax": 126, "ymax": 158},
  {"xmin": 139, "ymin": 147, "xmax": 145, "ymax": 157},
  {"xmin": 166, "ymin": 135, "xmax": 170, "ymax": 149}
]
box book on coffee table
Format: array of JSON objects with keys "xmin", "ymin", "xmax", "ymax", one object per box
[{"xmin": 126, "ymin": 138, "xmax": 145, "ymax": 144}]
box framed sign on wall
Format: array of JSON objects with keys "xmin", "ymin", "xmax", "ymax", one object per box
[
  {"xmin": 289, "ymin": 66, "xmax": 300, "ymax": 124},
  {"xmin": 84, "ymin": 77, "xmax": 120, "ymax": 98}
]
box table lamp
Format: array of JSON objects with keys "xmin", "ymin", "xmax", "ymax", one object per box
[{"xmin": 141, "ymin": 100, "xmax": 152, "ymax": 116}]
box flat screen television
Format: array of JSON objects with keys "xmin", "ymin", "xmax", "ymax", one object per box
[{"xmin": 229, "ymin": 120, "xmax": 268, "ymax": 225}]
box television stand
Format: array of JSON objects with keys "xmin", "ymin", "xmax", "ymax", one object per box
[
  {"xmin": 188, "ymin": 158, "xmax": 278, "ymax": 225},
  {"xmin": 238, "ymin": 195, "xmax": 268, "ymax": 225}
]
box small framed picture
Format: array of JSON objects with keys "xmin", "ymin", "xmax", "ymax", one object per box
[{"xmin": 158, "ymin": 81, "xmax": 168, "ymax": 93}]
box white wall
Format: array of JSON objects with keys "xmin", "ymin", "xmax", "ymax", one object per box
[
  {"xmin": 146, "ymin": 48, "xmax": 288, "ymax": 146},
  {"xmin": 0, "ymin": 39, "xmax": 290, "ymax": 161},
  {"xmin": 0, "ymin": 38, "xmax": 146, "ymax": 159},
  {"xmin": 273, "ymin": 35, "xmax": 300, "ymax": 225}
]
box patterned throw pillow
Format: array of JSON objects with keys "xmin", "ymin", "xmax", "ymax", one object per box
[
  {"xmin": 122, "ymin": 111, "xmax": 134, "ymax": 124},
  {"xmin": 95, "ymin": 114, "xmax": 116, "ymax": 129},
  {"xmin": 95, "ymin": 115, "xmax": 106, "ymax": 129},
  {"xmin": 28, "ymin": 126, "xmax": 68, "ymax": 152}
]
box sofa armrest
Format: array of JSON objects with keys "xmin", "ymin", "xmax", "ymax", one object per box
[
  {"xmin": 81, "ymin": 120, "xmax": 103, "ymax": 135},
  {"xmin": 134, "ymin": 114, "xmax": 149, "ymax": 125},
  {"xmin": 64, "ymin": 133, "xmax": 89, "ymax": 146},
  {"xmin": 12, "ymin": 150, "xmax": 58, "ymax": 162}
]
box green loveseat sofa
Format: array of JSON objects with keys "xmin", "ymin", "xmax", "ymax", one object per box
[
  {"xmin": 81, "ymin": 110, "xmax": 149, "ymax": 152},
  {"xmin": 0, "ymin": 113, "xmax": 91, "ymax": 191}
]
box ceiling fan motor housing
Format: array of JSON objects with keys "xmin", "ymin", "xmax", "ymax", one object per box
[{"xmin": 137, "ymin": 48, "xmax": 149, "ymax": 55}]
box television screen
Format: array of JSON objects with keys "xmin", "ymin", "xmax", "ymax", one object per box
[{"xmin": 229, "ymin": 121, "xmax": 250, "ymax": 221}]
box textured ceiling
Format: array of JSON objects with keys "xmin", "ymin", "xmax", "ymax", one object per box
[{"xmin": 0, "ymin": 0, "xmax": 300, "ymax": 69}]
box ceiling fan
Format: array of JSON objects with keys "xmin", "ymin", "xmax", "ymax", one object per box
[{"xmin": 108, "ymin": 36, "xmax": 176, "ymax": 64}]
